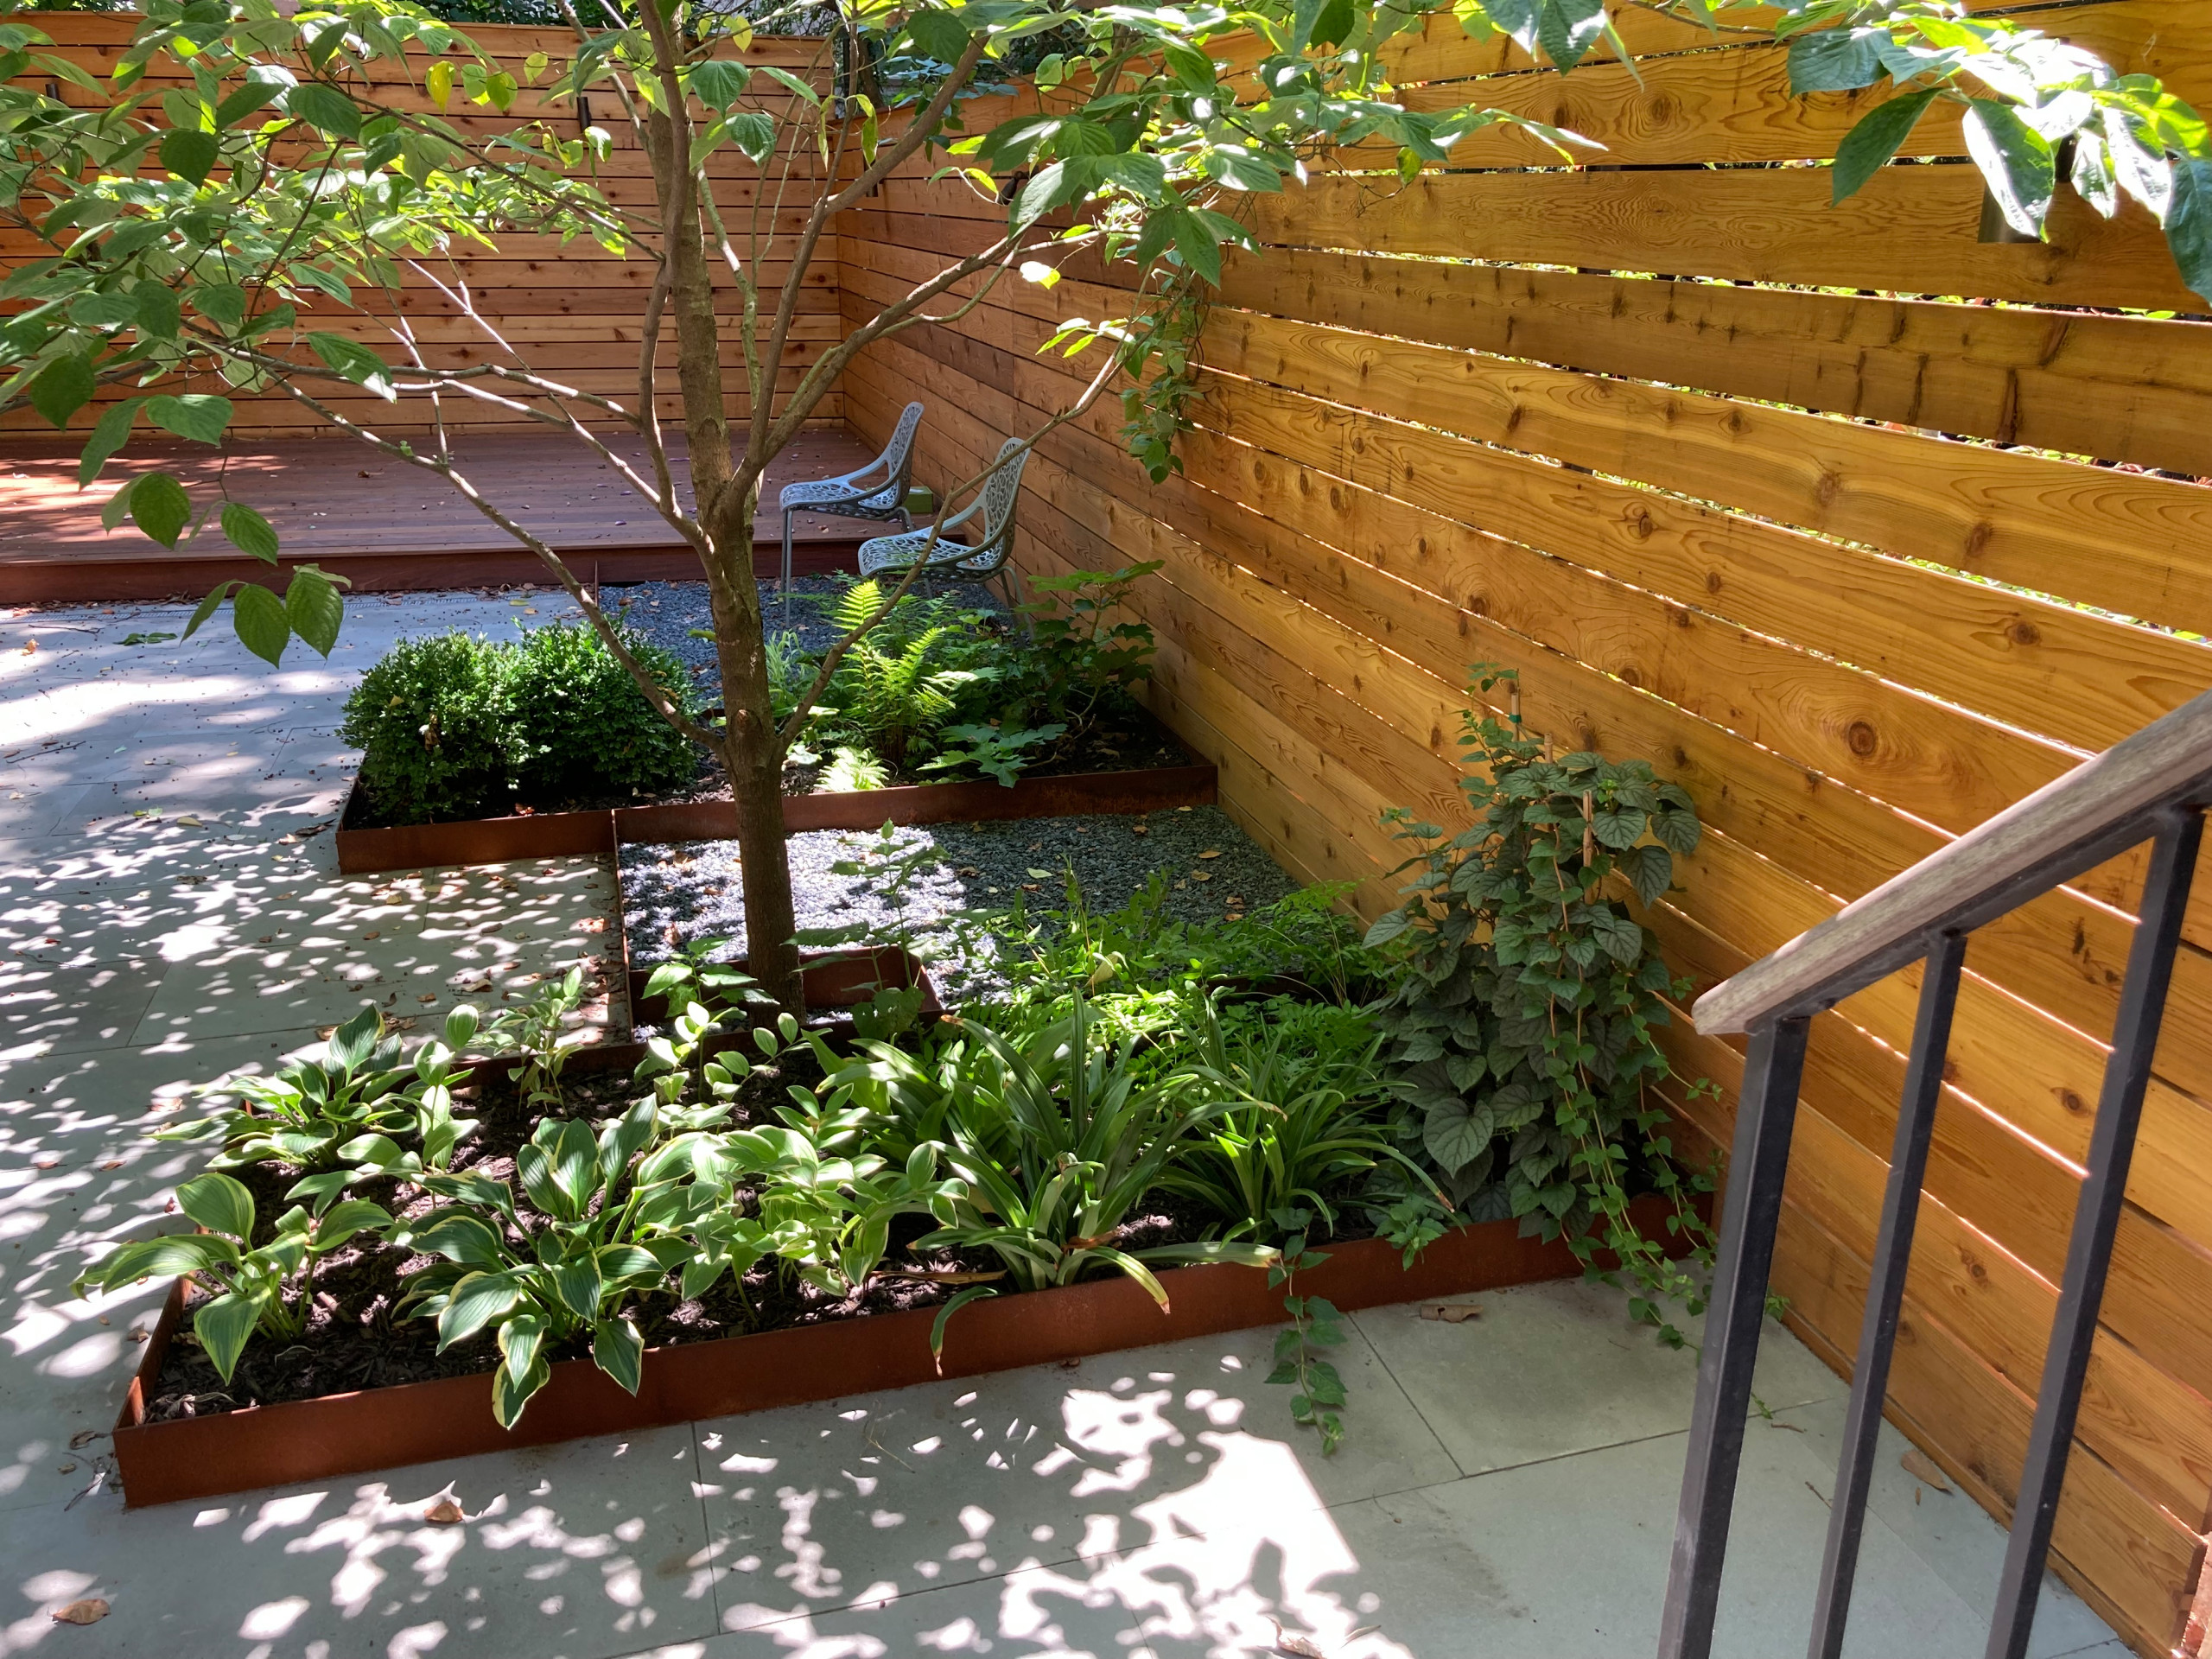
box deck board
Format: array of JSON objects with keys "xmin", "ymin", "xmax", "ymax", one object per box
[{"xmin": 0, "ymin": 428, "xmax": 883, "ymax": 600}]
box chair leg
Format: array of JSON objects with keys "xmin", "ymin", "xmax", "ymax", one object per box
[{"xmin": 781, "ymin": 510, "xmax": 795, "ymax": 623}]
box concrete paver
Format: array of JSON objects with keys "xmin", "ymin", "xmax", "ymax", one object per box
[{"xmin": 0, "ymin": 592, "xmax": 2123, "ymax": 1659}]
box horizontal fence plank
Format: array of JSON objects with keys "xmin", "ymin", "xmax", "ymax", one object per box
[
  {"xmin": 1383, "ymin": 1, "xmax": 2205, "ymax": 168},
  {"xmin": 1252, "ymin": 167, "xmax": 2208, "ymax": 315},
  {"xmin": 1214, "ymin": 249, "xmax": 2212, "ymax": 483},
  {"xmin": 1204, "ymin": 308, "xmax": 2212, "ymax": 709}
]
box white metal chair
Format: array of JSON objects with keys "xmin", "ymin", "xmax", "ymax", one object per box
[
  {"xmin": 778, "ymin": 401, "xmax": 925, "ymax": 605},
  {"xmin": 855, "ymin": 438, "xmax": 1029, "ymax": 613}
]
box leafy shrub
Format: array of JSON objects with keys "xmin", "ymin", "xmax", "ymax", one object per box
[
  {"xmin": 1364, "ymin": 667, "xmax": 1716, "ymax": 1341},
  {"xmin": 340, "ymin": 632, "xmax": 517, "ymax": 823},
  {"xmin": 1003, "ymin": 562, "xmax": 1160, "ymax": 733},
  {"xmin": 508, "ymin": 621, "xmax": 698, "ymax": 803},
  {"xmin": 343, "ymin": 623, "xmax": 700, "ymax": 823}
]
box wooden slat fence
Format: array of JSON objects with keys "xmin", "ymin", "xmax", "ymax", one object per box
[
  {"xmin": 836, "ymin": 8, "xmax": 2212, "ymax": 1654},
  {"xmin": 3, "ymin": 17, "xmax": 844, "ymax": 436}
]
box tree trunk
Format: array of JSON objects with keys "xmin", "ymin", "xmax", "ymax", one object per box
[
  {"xmin": 708, "ymin": 491, "xmax": 802, "ymax": 1015},
  {"xmin": 639, "ymin": 56, "xmax": 804, "ymax": 1014}
]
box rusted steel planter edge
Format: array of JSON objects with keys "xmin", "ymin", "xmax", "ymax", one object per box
[
  {"xmin": 110, "ymin": 1207, "xmax": 1638, "ymax": 1509},
  {"xmin": 334, "ymin": 764, "xmax": 1218, "ymax": 876}
]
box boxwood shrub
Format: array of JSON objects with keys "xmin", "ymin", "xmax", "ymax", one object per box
[{"xmin": 341, "ymin": 622, "xmax": 699, "ymax": 824}]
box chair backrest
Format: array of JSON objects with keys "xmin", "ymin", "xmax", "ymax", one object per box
[
  {"xmin": 881, "ymin": 401, "xmax": 925, "ymax": 492},
  {"xmin": 977, "ymin": 437, "xmax": 1026, "ymax": 548}
]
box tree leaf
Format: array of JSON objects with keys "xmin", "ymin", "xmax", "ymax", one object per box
[
  {"xmin": 232, "ymin": 582, "xmax": 291, "ymax": 665},
  {"xmin": 306, "ymin": 332, "xmax": 395, "ymax": 399},
  {"xmin": 284, "ymin": 564, "xmax": 345, "ymax": 655},
  {"xmin": 690, "ymin": 58, "xmax": 748, "ymax": 110},
  {"xmin": 29, "ymin": 353, "xmax": 93, "ymax": 429},
  {"xmin": 903, "ymin": 9, "xmax": 970, "ymax": 66},
  {"xmin": 1964, "ymin": 99, "xmax": 2054, "ymax": 237},
  {"xmin": 182, "ymin": 581, "xmax": 237, "ymax": 641},
  {"xmin": 77, "ymin": 396, "xmax": 144, "ymax": 486},
  {"xmin": 129, "ymin": 470, "xmax": 193, "ymax": 547},
  {"xmin": 220, "ymin": 499, "xmax": 281, "ymax": 563},
  {"xmin": 2167, "ymin": 156, "xmax": 2212, "ymax": 308},
  {"xmin": 1788, "ymin": 27, "xmax": 1883, "ymax": 94},
  {"xmin": 287, "ymin": 81, "xmax": 362, "ymax": 140},
  {"xmin": 1832, "ymin": 88, "xmax": 1940, "ymax": 203},
  {"xmin": 159, "ymin": 127, "xmax": 220, "ymax": 186},
  {"xmin": 147, "ymin": 391, "xmax": 233, "ymax": 446}
]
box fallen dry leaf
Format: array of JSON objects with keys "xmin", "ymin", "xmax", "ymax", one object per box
[
  {"xmin": 31, "ymin": 1154, "xmax": 60, "ymax": 1170},
  {"xmin": 423, "ymin": 1497, "xmax": 466, "ymax": 1524},
  {"xmin": 51, "ymin": 1599, "xmax": 107, "ymax": 1625},
  {"xmin": 1198, "ymin": 848, "xmax": 1223, "ymax": 859},
  {"xmin": 68, "ymin": 1430, "xmax": 100, "ymax": 1451},
  {"xmin": 1129, "ymin": 824, "xmax": 1147, "ymax": 836},
  {"xmin": 1190, "ymin": 870, "xmax": 1212, "ymax": 882},
  {"xmin": 1272, "ymin": 1624, "xmax": 1326, "ymax": 1657},
  {"xmin": 1418, "ymin": 1301, "xmax": 1482, "ymax": 1324},
  {"xmin": 175, "ymin": 816, "xmax": 203, "ymax": 829},
  {"xmin": 1900, "ymin": 1447, "xmax": 1952, "ymax": 1493}
]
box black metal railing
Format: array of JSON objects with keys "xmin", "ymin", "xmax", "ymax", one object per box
[{"xmin": 1657, "ymin": 685, "xmax": 2212, "ymax": 1659}]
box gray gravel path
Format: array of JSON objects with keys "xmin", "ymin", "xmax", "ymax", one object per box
[
  {"xmin": 607, "ymin": 576, "xmax": 1008, "ymax": 692},
  {"xmin": 620, "ymin": 804, "xmax": 1297, "ymax": 1001}
]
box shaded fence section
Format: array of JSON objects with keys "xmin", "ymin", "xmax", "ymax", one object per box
[
  {"xmin": 3, "ymin": 18, "xmax": 844, "ymax": 437},
  {"xmin": 838, "ymin": 7, "xmax": 2212, "ymax": 1652}
]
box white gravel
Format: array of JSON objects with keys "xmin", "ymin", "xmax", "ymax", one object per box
[{"xmin": 619, "ymin": 805, "xmax": 1298, "ymax": 1001}]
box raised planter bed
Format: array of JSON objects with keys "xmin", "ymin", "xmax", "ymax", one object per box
[
  {"xmin": 334, "ymin": 763, "xmax": 1218, "ymax": 876},
  {"xmin": 110, "ymin": 1209, "xmax": 1642, "ymax": 1509}
]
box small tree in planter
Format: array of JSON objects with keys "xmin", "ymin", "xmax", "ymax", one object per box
[{"xmin": 3, "ymin": 0, "xmax": 2206, "ymax": 1008}]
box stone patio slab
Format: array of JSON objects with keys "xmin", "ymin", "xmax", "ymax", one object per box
[
  {"xmin": 694, "ymin": 1316, "xmax": 1454, "ymax": 1637},
  {"xmin": 1353, "ymin": 1277, "xmax": 1840, "ymax": 1478}
]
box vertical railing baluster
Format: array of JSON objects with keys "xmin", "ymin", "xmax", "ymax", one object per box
[
  {"xmin": 1808, "ymin": 929, "xmax": 1969, "ymax": 1659},
  {"xmin": 1658, "ymin": 1014, "xmax": 1813, "ymax": 1659},
  {"xmin": 1984, "ymin": 806, "xmax": 2203, "ymax": 1659}
]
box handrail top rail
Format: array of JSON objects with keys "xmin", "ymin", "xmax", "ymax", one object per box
[{"xmin": 1694, "ymin": 683, "xmax": 2212, "ymax": 1035}]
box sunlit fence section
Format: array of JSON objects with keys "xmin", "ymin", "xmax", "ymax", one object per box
[{"xmin": 838, "ymin": 10, "xmax": 2212, "ymax": 1653}]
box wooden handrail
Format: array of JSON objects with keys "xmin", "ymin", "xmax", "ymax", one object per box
[{"xmin": 1694, "ymin": 682, "xmax": 2212, "ymax": 1034}]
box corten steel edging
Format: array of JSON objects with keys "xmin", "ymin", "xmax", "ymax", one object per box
[
  {"xmin": 334, "ymin": 763, "xmax": 1218, "ymax": 876},
  {"xmin": 625, "ymin": 945, "xmax": 942, "ymax": 1028},
  {"xmin": 110, "ymin": 1205, "xmax": 1665, "ymax": 1509}
]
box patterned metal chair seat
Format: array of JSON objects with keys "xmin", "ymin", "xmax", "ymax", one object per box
[
  {"xmin": 855, "ymin": 438, "xmax": 1029, "ymax": 611},
  {"xmin": 776, "ymin": 401, "xmax": 925, "ymax": 603}
]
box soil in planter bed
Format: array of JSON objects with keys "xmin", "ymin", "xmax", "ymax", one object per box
[
  {"xmin": 141, "ymin": 1051, "xmax": 1236, "ymax": 1419},
  {"xmin": 620, "ymin": 805, "xmax": 1300, "ymax": 1003}
]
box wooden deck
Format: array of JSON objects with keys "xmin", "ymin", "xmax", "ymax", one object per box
[{"xmin": 0, "ymin": 428, "xmax": 880, "ymax": 601}]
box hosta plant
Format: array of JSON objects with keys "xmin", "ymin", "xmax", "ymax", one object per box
[
  {"xmin": 1364, "ymin": 667, "xmax": 1717, "ymax": 1341},
  {"xmin": 157, "ymin": 1006, "xmax": 450, "ymax": 1173},
  {"xmin": 73, "ymin": 1173, "xmax": 389, "ymax": 1383},
  {"xmin": 396, "ymin": 1102, "xmax": 759, "ymax": 1425}
]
